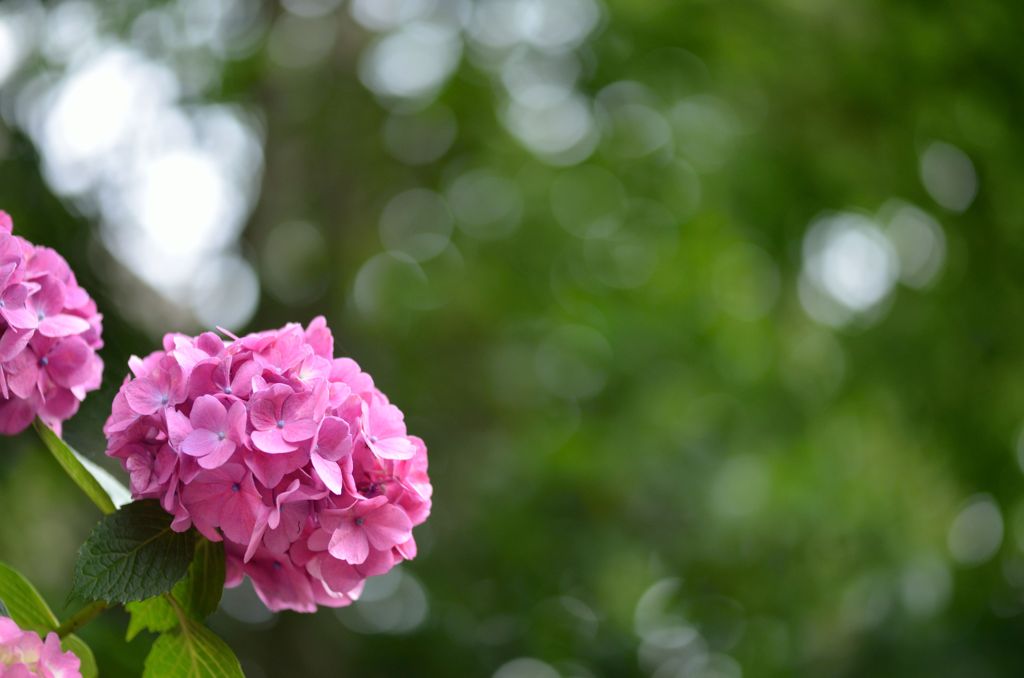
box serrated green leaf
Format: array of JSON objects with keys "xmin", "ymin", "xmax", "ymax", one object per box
[
  {"xmin": 173, "ymin": 539, "xmax": 225, "ymax": 621},
  {"xmin": 64, "ymin": 634, "xmax": 99, "ymax": 678},
  {"xmin": 33, "ymin": 418, "xmax": 131, "ymax": 515},
  {"xmin": 127, "ymin": 539, "xmax": 226, "ymax": 640},
  {"xmin": 0, "ymin": 561, "xmax": 59, "ymax": 631},
  {"xmin": 126, "ymin": 596, "xmax": 178, "ymax": 641},
  {"xmin": 143, "ymin": 616, "xmax": 245, "ymax": 678},
  {"xmin": 0, "ymin": 563, "xmax": 97, "ymax": 677},
  {"xmin": 72, "ymin": 500, "xmax": 196, "ymax": 604}
]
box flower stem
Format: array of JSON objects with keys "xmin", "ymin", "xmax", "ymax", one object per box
[{"xmin": 56, "ymin": 601, "xmax": 108, "ymax": 638}]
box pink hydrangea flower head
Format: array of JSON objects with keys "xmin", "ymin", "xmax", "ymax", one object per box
[
  {"xmin": 0, "ymin": 212, "xmax": 103, "ymax": 435},
  {"xmin": 0, "ymin": 616, "xmax": 81, "ymax": 677},
  {"xmin": 103, "ymin": 317, "xmax": 432, "ymax": 613}
]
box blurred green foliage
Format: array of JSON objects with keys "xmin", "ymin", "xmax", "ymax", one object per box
[{"xmin": 3, "ymin": 0, "xmax": 1024, "ymax": 676}]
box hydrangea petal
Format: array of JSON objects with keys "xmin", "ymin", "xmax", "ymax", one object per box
[
  {"xmin": 38, "ymin": 314, "xmax": 90, "ymax": 338},
  {"xmin": 328, "ymin": 522, "xmax": 370, "ymax": 564},
  {"xmin": 189, "ymin": 394, "xmax": 226, "ymax": 431},
  {"xmin": 311, "ymin": 453, "xmax": 344, "ymax": 495},
  {"xmin": 124, "ymin": 378, "xmax": 168, "ymax": 415},
  {"xmin": 181, "ymin": 429, "xmax": 222, "ymax": 457},
  {"xmin": 251, "ymin": 429, "xmax": 297, "ymax": 454},
  {"xmin": 364, "ymin": 503, "xmax": 414, "ymax": 550}
]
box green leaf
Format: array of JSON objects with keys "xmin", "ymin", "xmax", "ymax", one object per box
[
  {"xmin": 0, "ymin": 563, "xmax": 97, "ymax": 677},
  {"xmin": 173, "ymin": 539, "xmax": 226, "ymax": 621},
  {"xmin": 33, "ymin": 419, "xmax": 131, "ymax": 515},
  {"xmin": 126, "ymin": 596, "xmax": 178, "ymax": 641},
  {"xmin": 0, "ymin": 561, "xmax": 59, "ymax": 631},
  {"xmin": 143, "ymin": 616, "xmax": 245, "ymax": 678},
  {"xmin": 72, "ymin": 500, "xmax": 196, "ymax": 604},
  {"xmin": 64, "ymin": 634, "xmax": 99, "ymax": 678},
  {"xmin": 126, "ymin": 539, "xmax": 226, "ymax": 640}
]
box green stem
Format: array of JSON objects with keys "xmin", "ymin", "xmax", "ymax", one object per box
[{"xmin": 56, "ymin": 601, "xmax": 108, "ymax": 638}]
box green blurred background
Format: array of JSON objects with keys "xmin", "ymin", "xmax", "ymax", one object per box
[{"xmin": 2, "ymin": 0, "xmax": 1024, "ymax": 675}]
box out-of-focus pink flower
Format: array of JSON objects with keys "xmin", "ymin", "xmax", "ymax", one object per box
[
  {"xmin": 0, "ymin": 616, "xmax": 81, "ymax": 677},
  {"xmin": 0, "ymin": 212, "xmax": 103, "ymax": 435},
  {"xmin": 104, "ymin": 317, "xmax": 431, "ymax": 613}
]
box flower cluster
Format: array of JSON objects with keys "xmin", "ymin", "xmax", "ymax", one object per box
[
  {"xmin": 103, "ymin": 318, "xmax": 431, "ymax": 612},
  {"xmin": 0, "ymin": 212, "xmax": 104, "ymax": 436},
  {"xmin": 0, "ymin": 617, "xmax": 81, "ymax": 677}
]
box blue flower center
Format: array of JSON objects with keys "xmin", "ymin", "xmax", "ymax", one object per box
[
  {"xmin": 354, "ymin": 517, "xmax": 365, "ymax": 527},
  {"xmin": 276, "ymin": 419, "xmax": 285, "ymax": 429},
  {"xmin": 231, "ymin": 483, "xmax": 240, "ymax": 493},
  {"xmin": 38, "ymin": 356, "xmax": 48, "ymax": 368}
]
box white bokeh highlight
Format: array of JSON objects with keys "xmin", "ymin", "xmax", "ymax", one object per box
[
  {"xmin": 3, "ymin": 1, "xmax": 265, "ymax": 333},
  {"xmin": 920, "ymin": 141, "xmax": 978, "ymax": 213},
  {"xmin": 948, "ymin": 494, "xmax": 1003, "ymax": 566}
]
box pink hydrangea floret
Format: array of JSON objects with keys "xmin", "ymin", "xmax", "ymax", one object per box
[
  {"xmin": 0, "ymin": 211, "xmax": 104, "ymax": 436},
  {"xmin": 0, "ymin": 616, "xmax": 81, "ymax": 677},
  {"xmin": 103, "ymin": 318, "xmax": 432, "ymax": 613}
]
